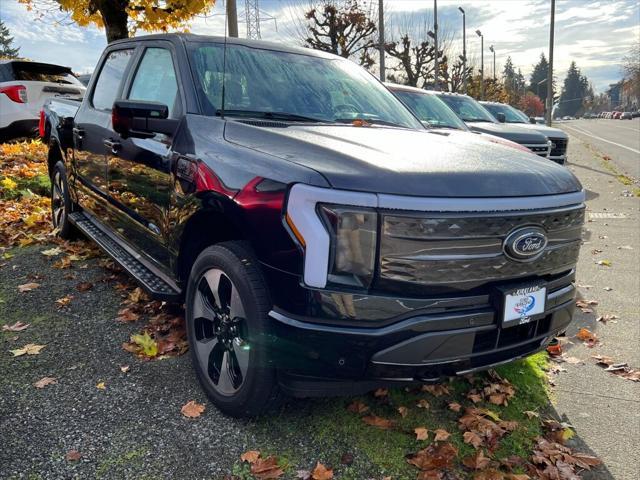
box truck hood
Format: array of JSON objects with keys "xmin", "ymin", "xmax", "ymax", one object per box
[
  {"xmin": 224, "ymin": 121, "xmax": 581, "ymax": 197},
  {"xmin": 507, "ymin": 122, "xmax": 569, "ymax": 139},
  {"xmin": 465, "ymin": 121, "xmax": 549, "ymax": 144}
]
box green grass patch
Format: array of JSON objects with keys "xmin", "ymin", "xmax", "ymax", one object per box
[
  {"xmin": 250, "ymin": 353, "xmax": 550, "ymax": 478},
  {"xmin": 95, "ymin": 447, "xmax": 149, "ymax": 478}
]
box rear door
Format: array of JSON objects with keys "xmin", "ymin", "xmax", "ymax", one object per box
[
  {"xmin": 72, "ymin": 48, "xmax": 135, "ymax": 221},
  {"xmin": 105, "ymin": 43, "xmax": 182, "ymax": 269}
]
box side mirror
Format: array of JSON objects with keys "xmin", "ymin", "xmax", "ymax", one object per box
[
  {"xmin": 529, "ymin": 117, "xmax": 536, "ymax": 124},
  {"xmin": 496, "ymin": 112, "xmax": 506, "ymax": 123},
  {"xmin": 112, "ymin": 100, "xmax": 178, "ymax": 139}
]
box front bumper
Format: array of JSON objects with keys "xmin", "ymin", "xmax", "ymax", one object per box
[{"xmin": 268, "ymin": 270, "xmax": 576, "ymax": 397}]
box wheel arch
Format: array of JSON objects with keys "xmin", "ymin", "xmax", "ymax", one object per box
[
  {"xmin": 46, "ymin": 136, "xmax": 65, "ymax": 179},
  {"xmin": 176, "ymin": 206, "xmax": 247, "ymax": 286}
]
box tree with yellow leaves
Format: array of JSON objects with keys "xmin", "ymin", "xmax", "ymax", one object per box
[{"xmin": 19, "ymin": 0, "xmax": 216, "ymax": 43}]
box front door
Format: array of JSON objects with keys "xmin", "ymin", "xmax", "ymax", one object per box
[
  {"xmin": 73, "ymin": 48, "xmax": 134, "ymax": 222},
  {"xmin": 106, "ymin": 45, "xmax": 181, "ymax": 269}
]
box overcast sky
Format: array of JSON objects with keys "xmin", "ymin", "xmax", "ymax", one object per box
[{"xmin": 2, "ymin": 0, "xmax": 638, "ymax": 93}]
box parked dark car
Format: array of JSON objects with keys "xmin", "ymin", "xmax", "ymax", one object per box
[
  {"xmin": 620, "ymin": 112, "xmax": 633, "ymax": 120},
  {"xmin": 386, "ymin": 83, "xmax": 531, "ymax": 153},
  {"xmin": 42, "ymin": 34, "xmax": 585, "ymax": 417},
  {"xmin": 434, "ymin": 92, "xmax": 552, "ymax": 158},
  {"xmin": 480, "ymin": 101, "xmax": 569, "ymax": 164}
]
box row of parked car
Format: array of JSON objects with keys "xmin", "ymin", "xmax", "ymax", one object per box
[{"xmin": 583, "ymin": 111, "xmax": 639, "ymax": 119}]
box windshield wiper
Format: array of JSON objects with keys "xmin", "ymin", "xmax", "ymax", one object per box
[
  {"xmin": 463, "ymin": 118, "xmax": 493, "ymax": 123},
  {"xmin": 217, "ymin": 109, "xmax": 331, "ymax": 123}
]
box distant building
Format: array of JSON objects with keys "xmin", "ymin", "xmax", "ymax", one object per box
[{"xmin": 606, "ymin": 81, "xmax": 622, "ymax": 109}]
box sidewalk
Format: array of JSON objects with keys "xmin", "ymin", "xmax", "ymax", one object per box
[{"xmin": 553, "ymin": 131, "xmax": 640, "ymax": 480}]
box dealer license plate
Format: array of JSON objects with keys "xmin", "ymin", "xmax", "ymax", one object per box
[{"xmin": 503, "ymin": 285, "xmax": 546, "ymax": 327}]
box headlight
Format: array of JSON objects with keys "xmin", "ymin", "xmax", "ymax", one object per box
[
  {"xmin": 284, "ymin": 184, "xmax": 377, "ymax": 289},
  {"xmin": 318, "ymin": 205, "xmax": 377, "ymax": 288}
]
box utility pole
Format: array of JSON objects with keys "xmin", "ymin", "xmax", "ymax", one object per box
[
  {"xmin": 458, "ymin": 7, "xmax": 466, "ymax": 94},
  {"xmin": 434, "ymin": 0, "xmax": 439, "ymax": 91},
  {"xmin": 227, "ymin": 0, "xmax": 239, "ymax": 37},
  {"xmin": 546, "ymin": 0, "xmax": 555, "ymax": 126},
  {"xmin": 476, "ymin": 30, "xmax": 483, "ymax": 100},
  {"xmin": 489, "ymin": 45, "xmax": 495, "ymax": 80},
  {"xmin": 245, "ymin": 0, "xmax": 261, "ymax": 39},
  {"xmin": 378, "ymin": 0, "xmax": 385, "ymax": 82}
]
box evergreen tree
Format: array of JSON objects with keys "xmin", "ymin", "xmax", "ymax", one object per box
[
  {"xmin": 558, "ymin": 61, "xmax": 590, "ymax": 117},
  {"xmin": 0, "ymin": 20, "xmax": 20, "ymax": 59},
  {"xmin": 528, "ymin": 53, "xmax": 549, "ymax": 104}
]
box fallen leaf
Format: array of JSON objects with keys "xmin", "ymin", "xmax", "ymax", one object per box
[
  {"xmin": 311, "ymin": 462, "xmax": 333, "ymax": 480},
  {"xmin": 468, "ymin": 392, "xmax": 483, "ymax": 403},
  {"xmin": 55, "ymin": 294, "xmax": 74, "ymax": 308},
  {"xmin": 18, "ymin": 282, "xmax": 40, "ymax": 292},
  {"xmin": 119, "ymin": 365, "xmax": 130, "ymax": 373},
  {"xmin": 397, "ymin": 406, "xmax": 409, "ymax": 418},
  {"xmin": 76, "ymin": 282, "xmax": 94, "ymax": 292},
  {"xmin": 131, "ymin": 332, "xmax": 158, "ymax": 357},
  {"xmin": 34, "ymin": 376, "xmax": 57, "ymax": 388},
  {"xmin": 524, "ymin": 410, "xmax": 540, "ymax": 419},
  {"xmin": 406, "ymin": 442, "xmax": 458, "ymax": 470},
  {"xmin": 362, "ymin": 415, "xmax": 395, "ymax": 430},
  {"xmin": 10, "ymin": 343, "xmax": 45, "ymax": 356},
  {"xmin": 41, "ymin": 247, "xmax": 62, "ymax": 256},
  {"xmin": 596, "ymin": 314, "xmax": 618, "ymax": 324},
  {"xmin": 463, "ymin": 431, "xmax": 484, "ymax": 449},
  {"xmin": 415, "ymin": 427, "xmax": 429, "ymax": 440},
  {"xmin": 373, "ymin": 387, "xmax": 388, "ymax": 397},
  {"xmin": 433, "ymin": 429, "xmax": 451, "ymax": 442},
  {"xmin": 448, "ymin": 402, "xmax": 462, "ymax": 412},
  {"xmin": 473, "ymin": 469, "xmax": 505, "ymax": 480},
  {"xmin": 2, "ymin": 321, "xmax": 30, "ymax": 332},
  {"xmin": 416, "ymin": 399, "xmax": 430, "ymax": 409},
  {"xmin": 241, "ymin": 450, "xmax": 261, "ymax": 463},
  {"xmin": 116, "ymin": 307, "xmax": 140, "ymax": 322},
  {"xmin": 296, "ymin": 470, "xmax": 312, "ymax": 480},
  {"xmin": 96, "ymin": 382, "xmax": 106, "ymax": 390},
  {"xmin": 596, "ymin": 259, "xmax": 612, "ymax": 266},
  {"xmin": 462, "ymin": 449, "xmax": 491, "ymax": 470},
  {"xmin": 181, "ymin": 400, "xmax": 205, "ymax": 418},
  {"xmin": 421, "ymin": 384, "xmax": 450, "ymax": 396},
  {"xmin": 65, "ymin": 450, "xmax": 81, "ymax": 461},
  {"xmin": 346, "ymin": 400, "xmax": 369, "ymax": 414},
  {"xmin": 251, "ymin": 456, "xmax": 284, "ymax": 479},
  {"xmin": 576, "ymin": 328, "xmax": 598, "ymax": 347}
]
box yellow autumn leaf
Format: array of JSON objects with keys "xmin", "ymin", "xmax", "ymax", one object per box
[
  {"xmin": 1, "ymin": 177, "xmax": 18, "ymax": 190},
  {"xmin": 10, "ymin": 343, "xmax": 45, "ymax": 356},
  {"xmin": 562, "ymin": 428, "xmax": 576, "ymax": 441},
  {"xmin": 131, "ymin": 332, "xmax": 158, "ymax": 357},
  {"xmin": 96, "ymin": 381, "xmax": 106, "ymax": 390}
]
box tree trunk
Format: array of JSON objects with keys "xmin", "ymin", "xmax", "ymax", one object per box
[{"xmin": 99, "ymin": 1, "xmax": 129, "ymax": 43}]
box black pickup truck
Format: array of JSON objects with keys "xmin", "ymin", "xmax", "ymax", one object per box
[{"xmin": 42, "ymin": 34, "xmax": 585, "ymax": 417}]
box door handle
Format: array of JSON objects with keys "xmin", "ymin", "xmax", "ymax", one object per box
[
  {"xmin": 72, "ymin": 127, "xmax": 84, "ymax": 139},
  {"xmin": 103, "ymin": 139, "xmax": 121, "ymax": 154}
]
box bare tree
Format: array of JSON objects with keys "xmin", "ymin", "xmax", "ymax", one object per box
[{"xmin": 292, "ymin": 0, "xmax": 378, "ymax": 68}]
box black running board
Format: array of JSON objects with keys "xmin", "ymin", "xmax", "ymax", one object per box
[{"xmin": 69, "ymin": 212, "xmax": 182, "ymax": 302}]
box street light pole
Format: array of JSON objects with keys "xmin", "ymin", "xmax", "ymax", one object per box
[
  {"xmin": 546, "ymin": 0, "xmax": 556, "ymax": 126},
  {"xmin": 378, "ymin": 0, "xmax": 385, "ymax": 82},
  {"xmin": 458, "ymin": 7, "xmax": 466, "ymax": 94},
  {"xmin": 434, "ymin": 0, "xmax": 439, "ymax": 91},
  {"xmin": 489, "ymin": 45, "xmax": 495, "ymax": 80},
  {"xmin": 476, "ymin": 30, "xmax": 483, "ymax": 100}
]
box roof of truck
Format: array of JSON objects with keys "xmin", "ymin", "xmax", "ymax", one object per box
[{"xmin": 109, "ymin": 33, "xmax": 337, "ymax": 59}]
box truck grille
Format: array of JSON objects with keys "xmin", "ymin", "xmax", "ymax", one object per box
[
  {"xmin": 523, "ymin": 143, "xmax": 550, "ymax": 157},
  {"xmin": 549, "ymin": 137, "xmax": 568, "ymax": 159},
  {"xmin": 379, "ymin": 205, "xmax": 584, "ymax": 291}
]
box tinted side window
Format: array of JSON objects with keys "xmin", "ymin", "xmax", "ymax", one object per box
[
  {"xmin": 0, "ymin": 64, "xmax": 15, "ymax": 82},
  {"xmin": 128, "ymin": 48, "xmax": 179, "ymax": 117},
  {"xmin": 92, "ymin": 49, "xmax": 134, "ymax": 111}
]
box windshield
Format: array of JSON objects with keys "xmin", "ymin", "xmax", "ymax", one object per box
[
  {"xmin": 187, "ymin": 42, "xmax": 422, "ymax": 129},
  {"xmin": 483, "ymin": 103, "xmax": 527, "ymax": 123},
  {"xmin": 392, "ymin": 89, "xmax": 468, "ymax": 131},
  {"xmin": 438, "ymin": 94, "xmax": 497, "ymax": 123}
]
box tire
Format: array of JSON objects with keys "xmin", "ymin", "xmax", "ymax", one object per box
[
  {"xmin": 185, "ymin": 241, "xmax": 282, "ymax": 417},
  {"xmin": 50, "ymin": 161, "xmax": 77, "ymax": 239}
]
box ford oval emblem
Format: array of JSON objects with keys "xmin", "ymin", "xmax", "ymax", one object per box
[{"xmin": 504, "ymin": 227, "xmax": 548, "ymax": 261}]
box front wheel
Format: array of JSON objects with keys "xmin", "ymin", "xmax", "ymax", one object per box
[
  {"xmin": 185, "ymin": 242, "xmax": 281, "ymax": 417},
  {"xmin": 51, "ymin": 161, "xmax": 77, "ymax": 239}
]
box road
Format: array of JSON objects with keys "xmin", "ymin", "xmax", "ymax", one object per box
[
  {"xmin": 559, "ymin": 118, "xmax": 640, "ymax": 180},
  {"xmin": 551, "ymin": 126, "xmax": 640, "ymax": 480}
]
